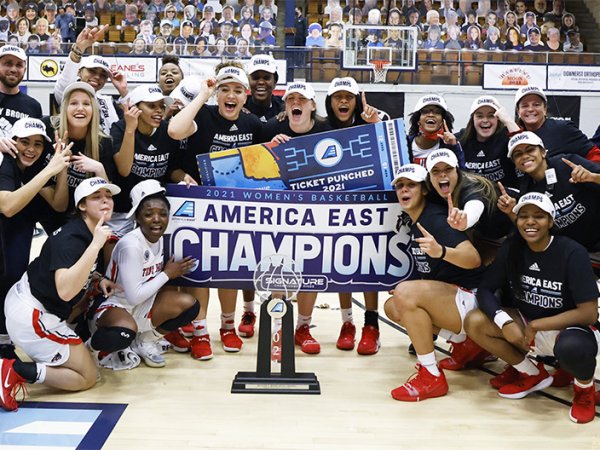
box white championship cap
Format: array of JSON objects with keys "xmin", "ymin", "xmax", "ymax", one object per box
[
  {"xmin": 515, "ymin": 85, "xmax": 547, "ymax": 105},
  {"xmin": 0, "ymin": 45, "xmax": 26, "ymax": 61},
  {"xmin": 412, "ymin": 94, "xmax": 448, "ymax": 113},
  {"xmin": 283, "ymin": 81, "xmax": 315, "ymax": 101},
  {"xmin": 512, "ymin": 191, "xmax": 556, "ymax": 219},
  {"xmin": 170, "ymin": 75, "xmax": 206, "ymax": 106},
  {"xmin": 74, "ymin": 177, "xmax": 121, "ymax": 206},
  {"xmin": 127, "ymin": 179, "xmax": 166, "ymax": 218},
  {"xmin": 507, "ymin": 131, "xmax": 545, "ymax": 158},
  {"xmin": 80, "ymin": 55, "xmax": 111, "ymax": 76},
  {"xmin": 327, "ymin": 77, "xmax": 359, "ymax": 96},
  {"xmin": 216, "ymin": 66, "xmax": 250, "ymax": 90},
  {"xmin": 391, "ymin": 163, "xmax": 428, "ymax": 185},
  {"xmin": 128, "ymin": 84, "xmax": 174, "ymax": 107},
  {"xmin": 11, "ymin": 118, "xmax": 52, "ymax": 142},
  {"xmin": 63, "ymin": 81, "xmax": 96, "ymax": 100},
  {"xmin": 246, "ymin": 54, "xmax": 278, "ymax": 75},
  {"xmin": 425, "ymin": 149, "xmax": 458, "ymax": 172},
  {"xmin": 469, "ymin": 95, "xmax": 500, "ymax": 115}
]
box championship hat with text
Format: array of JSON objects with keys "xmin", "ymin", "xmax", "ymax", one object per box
[
  {"xmin": 283, "ymin": 81, "xmax": 315, "ymax": 101},
  {"xmin": 246, "ymin": 54, "xmax": 278, "ymax": 76},
  {"xmin": 216, "ymin": 65, "xmax": 250, "ymax": 90},
  {"xmin": 74, "ymin": 177, "xmax": 121, "ymax": 206},
  {"xmin": 391, "ymin": 163, "xmax": 428, "ymax": 185},
  {"xmin": 425, "ymin": 149, "xmax": 459, "ymax": 172},
  {"xmin": 0, "ymin": 45, "xmax": 27, "ymax": 61},
  {"xmin": 128, "ymin": 84, "xmax": 174, "ymax": 107},
  {"xmin": 327, "ymin": 77, "xmax": 359, "ymax": 96},
  {"xmin": 412, "ymin": 94, "xmax": 448, "ymax": 114},
  {"xmin": 514, "ymin": 85, "xmax": 547, "ymax": 106},
  {"xmin": 469, "ymin": 95, "xmax": 500, "ymax": 115},
  {"xmin": 11, "ymin": 118, "xmax": 52, "ymax": 142},
  {"xmin": 127, "ymin": 179, "xmax": 167, "ymax": 218},
  {"xmin": 80, "ymin": 55, "xmax": 112, "ymax": 77},
  {"xmin": 512, "ymin": 191, "xmax": 556, "ymax": 219},
  {"xmin": 507, "ymin": 131, "xmax": 545, "ymax": 158}
]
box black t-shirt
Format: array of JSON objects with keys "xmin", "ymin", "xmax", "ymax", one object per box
[
  {"xmin": 478, "ymin": 235, "xmax": 599, "ymax": 320},
  {"xmin": 244, "ymin": 95, "xmax": 284, "ymax": 124},
  {"xmin": 0, "ymin": 91, "xmax": 43, "ymax": 138},
  {"xmin": 519, "ymin": 154, "xmax": 600, "ymax": 250},
  {"xmin": 0, "ymin": 155, "xmax": 41, "ymax": 223},
  {"xmin": 260, "ymin": 117, "xmax": 333, "ymax": 142},
  {"xmin": 457, "ymin": 129, "xmax": 520, "ymax": 188},
  {"xmin": 408, "ymin": 202, "xmax": 484, "ymax": 289},
  {"xmin": 182, "ymin": 105, "xmax": 263, "ymax": 182},
  {"xmin": 27, "ymin": 217, "xmax": 98, "ymax": 321},
  {"xmin": 111, "ymin": 119, "xmax": 180, "ymax": 212},
  {"xmin": 533, "ymin": 118, "xmax": 593, "ymax": 158}
]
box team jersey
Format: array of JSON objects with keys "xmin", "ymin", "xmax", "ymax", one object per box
[
  {"xmin": 457, "ymin": 129, "xmax": 521, "ymax": 188},
  {"xmin": 27, "ymin": 217, "xmax": 98, "ymax": 321},
  {"xmin": 181, "ymin": 105, "xmax": 263, "ymax": 182},
  {"xmin": 110, "ymin": 119, "xmax": 179, "ymax": 213},
  {"xmin": 260, "ymin": 117, "xmax": 333, "ymax": 142},
  {"xmin": 407, "ymin": 202, "xmax": 484, "ymax": 289},
  {"xmin": 0, "ymin": 91, "xmax": 42, "ymax": 138},
  {"xmin": 105, "ymin": 227, "xmax": 169, "ymax": 308},
  {"xmin": 478, "ymin": 235, "xmax": 599, "ymax": 321},
  {"xmin": 519, "ymin": 154, "xmax": 600, "ymax": 250},
  {"xmin": 532, "ymin": 118, "xmax": 593, "ymax": 159},
  {"xmin": 244, "ymin": 95, "xmax": 284, "ymax": 123}
]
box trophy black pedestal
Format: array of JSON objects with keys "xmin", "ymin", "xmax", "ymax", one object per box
[{"xmin": 231, "ymin": 297, "xmax": 320, "ymax": 395}]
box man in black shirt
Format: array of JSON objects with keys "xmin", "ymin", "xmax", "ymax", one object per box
[
  {"xmin": 244, "ymin": 54, "xmax": 283, "ymax": 124},
  {"xmin": 0, "ymin": 45, "xmax": 43, "ymax": 158}
]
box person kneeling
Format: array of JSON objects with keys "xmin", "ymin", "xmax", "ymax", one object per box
[
  {"xmin": 384, "ymin": 163, "xmax": 485, "ymax": 402},
  {"xmin": 465, "ymin": 193, "xmax": 599, "ymax": 424}
]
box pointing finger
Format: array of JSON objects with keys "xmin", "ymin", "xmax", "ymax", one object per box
[
  {"xmin": 361, "ymin": 91, "xmax": 368, "ymax": 109},
  {"xmin": 497, "ymin": 181, "xmax": 508, "ymax": 197},
  {"xmin": 416, "ymin": 222, "xmax": 431, "ymax": 237},
  {"xmin": 561, "ymin": 157, "xmax": 577, "ymax": 169}
]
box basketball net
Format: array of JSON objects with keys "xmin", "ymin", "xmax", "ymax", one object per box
[{"xmin": 370, "ymin": 60, "xmax": 390, "ymax": 83}]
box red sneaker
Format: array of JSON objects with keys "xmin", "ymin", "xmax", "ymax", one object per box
[
  {"xmin": 551, "ymin": 367, "xmax": 574, "ymax": 388},
  {"xmin": 238, "ymin": 312, "xmax": 257, "ymax": 338},
  {"xmin": 490, "ymin": 365, "xmax": 520, "ymax": 389},
  {"xmin": 438, "ymin": 337, "xmax": 491, "ymax": 371},
  {"xmin": 164, "ymin": 330, "xmax": 191, "ymax": 353},
  {"xmin": 294, "ymin": 324, "xmax": 320, "ymax": 354},
  {"xmin": 498, "ymin": 362, "xmax": 553, "ymax": 399},
  {"xmin": 357, "ymin": 325, "xmax": 381, "ymax": 355},
  {"xmin": 391, "ymin": 364, "xmax": 448, "ymax": 402},
  {"xmin": 220, "ymin": 328, "xmax": 243, "ymax": 352},
  {"xmin": 190, "ymin": 335, "xmax": 213, "ymax": 360},
  {"xmin": 570, "ymin": 383, "xmax": 596, "ymax": 424},
  {"xmin": 180, "ymin": 324, "xmax": 194, "ymax": 338},
  {"xmin": 336, "ymin": 321, "xmax": 356, "ymax": 350},
  {"xmin": 0, "ymin": 359, "xmax": 26, "ymax": 411}
]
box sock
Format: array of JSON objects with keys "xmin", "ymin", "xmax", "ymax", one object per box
[
  {"xmin": 192, "ymin": 319, "xmax": 208, "ymax": 337},
  {"xmin": 13, "ymin": 360, "xmax": 43, "ymax": 384},
  {"xmin": 364, "ymin": 310, "xmax": 379, "ymax": 329},
  {"xmin": 341, "ymin": 308, "xmax": 353, "ymax": 324},
  {"xmin": 574, "ymin": 379, "xmax": 594, "ymax": 388},
  {"xmin": 221, "ymin": 312, "xmax": 235, "ymax": 330},
  {"xmin": 513, "ymin": 358, "xmax": 539, "ymax": 376},
  {"xmin": 417, "ymin": 351, "xmax": 441, "ymax": 377},
  {"xmin": 243, "ymin": 301, "xmax": 255, "ymax": 313},
  {"xmin": 296, "ymin": 314, "xmax": 311, "ymax": 330}
]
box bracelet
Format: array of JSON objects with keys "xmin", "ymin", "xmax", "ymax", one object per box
[
  {"xmin": 439, "ymin": 245, "xmax": 446, "ymax": 259},
  {"xmin": 71, "ymin": 44, "xmax": 84, "ymax": 57},
  {"xmin": 501, "ymin": 320, "xmax": 514, "ymax": 328},
  {"xmin": 494, "ymin": 310, "xmax": 514, "ymax": 329}
]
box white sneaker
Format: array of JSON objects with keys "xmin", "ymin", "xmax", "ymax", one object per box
[
  {"xmin": 132, "ymin": 340, "xmax": 166, "ymax": 368},
  {"xmin": 155, "ymin": 338, "xmax": 171, "ymax": 354},
  {"xmin": 97, "ymin": 347, "xmax": 141, "ymax": 371}
]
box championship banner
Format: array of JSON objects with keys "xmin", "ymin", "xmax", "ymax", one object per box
[
  {"xmin": 196, "ymin": 119, "xmax": 409, "ymax": 191},
  {"xmin": 164, "ymin": 184, "xmax": 413, "ymax": 291},
  {"xmin": 483, "ymin": 63, "xmax": 547, "ymax": 90},
  {"xmin": 547, "ymin": 65, "xmax": 600, "ymax": 92}
]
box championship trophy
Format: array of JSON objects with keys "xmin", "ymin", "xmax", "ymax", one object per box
[{"xmin": 231, "ymin": 255, "xmax": 321, "ymax": 394}]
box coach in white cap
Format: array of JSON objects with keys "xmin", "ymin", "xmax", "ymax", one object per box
[
  {"xmin": 0, "ymin": 45, "xmax": 43, "ymax": 159},
  {"xmin": 244, "ymin": 54, "xmax": 283, "ymax": 123},
  {"xmin": 514, "ymin": 85, "xmax": 599, "ymax": 161},
  {"xmin": 53, "ymin": 25, "xmax": 129, "ymax": 135}
]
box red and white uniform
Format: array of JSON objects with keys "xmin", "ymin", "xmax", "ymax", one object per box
[{"xmin": 91, "ymin": 227, "xmax": 169, "ymax": 333}]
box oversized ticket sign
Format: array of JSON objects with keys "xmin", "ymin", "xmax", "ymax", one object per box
[
  {"xmin": 196, "ymin": 118, "xmax": 410, "ymax": 191},
  {"xmin": 164, "ymin": 184, "xmax": 414, "ymax": 291}
]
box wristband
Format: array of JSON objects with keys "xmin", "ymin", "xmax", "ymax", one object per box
[
  {"xmin": 439, "ymin": 245, "xmax": 446, "ymax": 259},
  {"xmin": 71, "ymin": 44, "xmax": 84, "ymax": 57},
  {"xmin": 494, "ymin": 311, "xmax": 513, "ymax": 329}
]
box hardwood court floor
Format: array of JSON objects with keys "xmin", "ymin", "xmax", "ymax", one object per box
[{"xmin": 23, "ymin": 291, "xmax": 600, "ymax": 450}]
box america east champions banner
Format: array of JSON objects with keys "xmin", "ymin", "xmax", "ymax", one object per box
[
  {"xmin": 196, "ymin": 119, "xmax": 410, "ymax": 191},
  {"xmin": 164, "ymin": 184, "xmax": 413, "ymax": 292}
]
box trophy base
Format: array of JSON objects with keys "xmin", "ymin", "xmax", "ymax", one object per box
[{"xmin": 231, "ymin": 371, "xmax": 321, "ymax": 395}]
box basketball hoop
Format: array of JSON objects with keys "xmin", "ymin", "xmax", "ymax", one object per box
[{"xmin": 370, "ymin": 59, "xmax": 391, "ymax": 83}]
